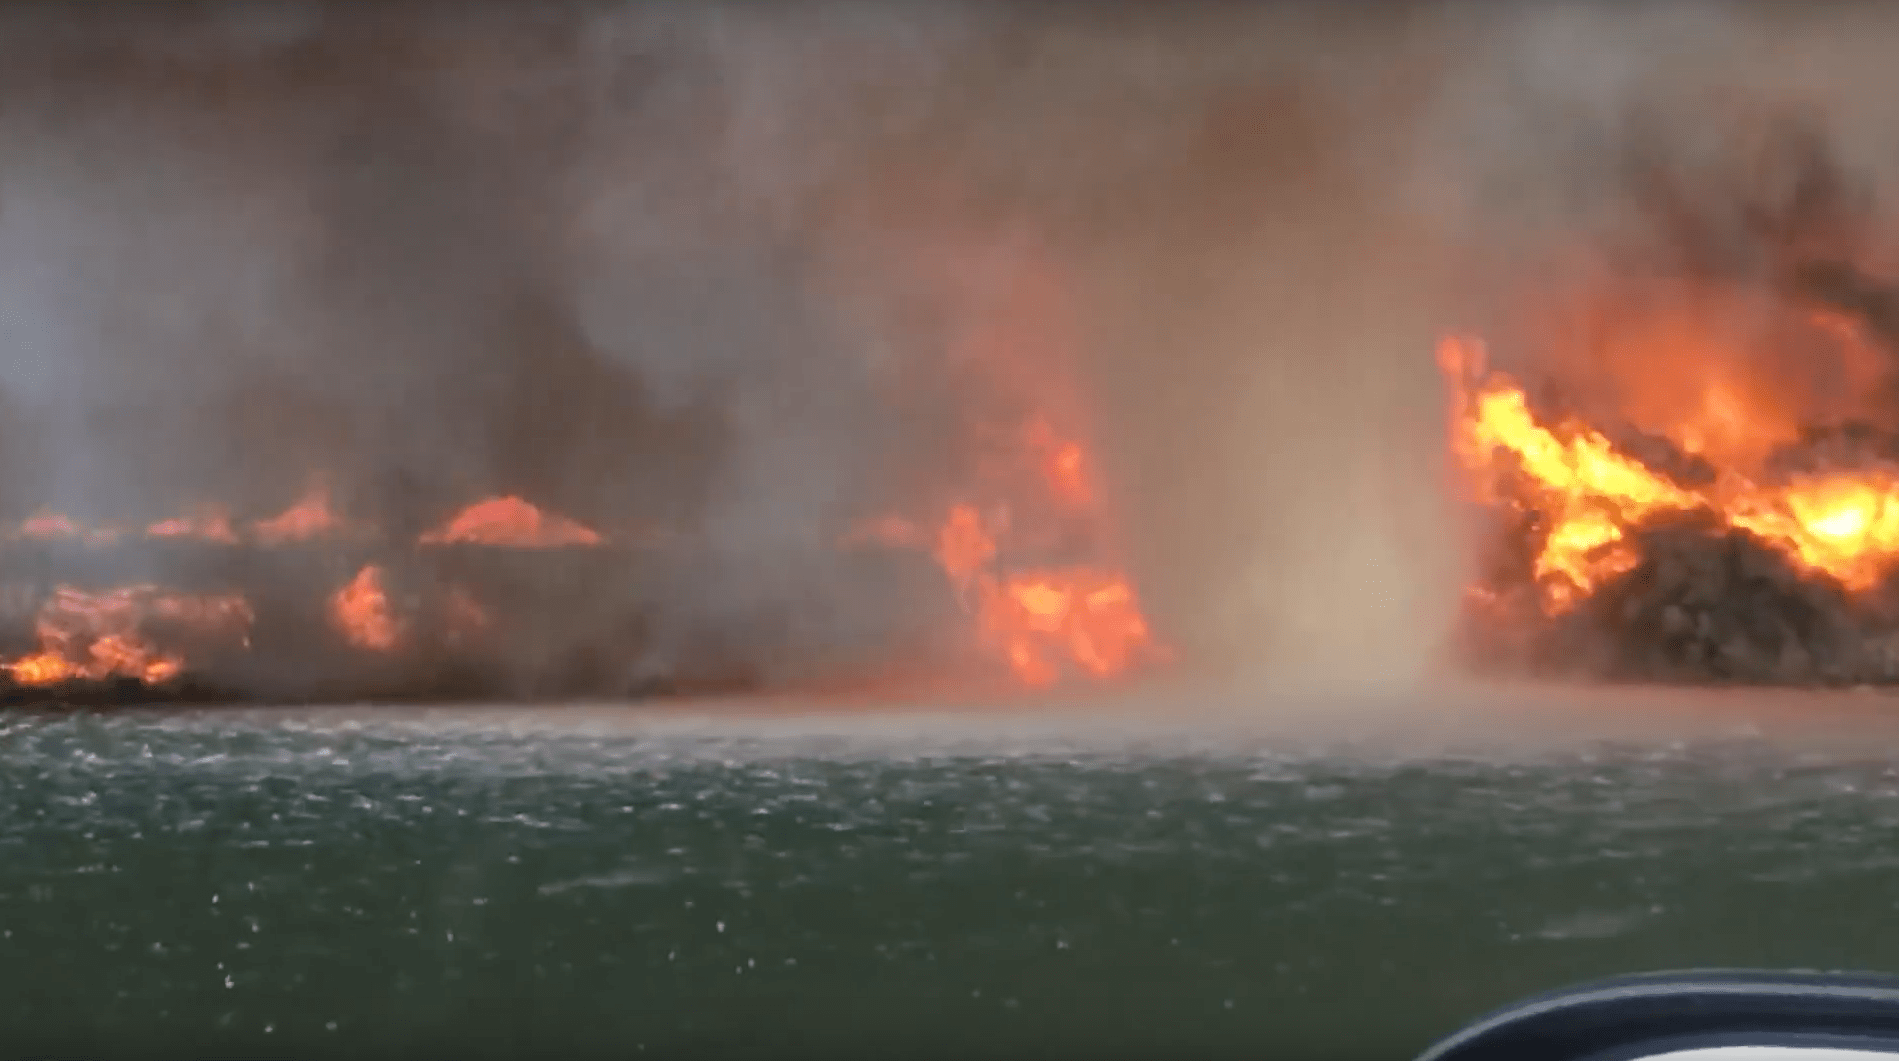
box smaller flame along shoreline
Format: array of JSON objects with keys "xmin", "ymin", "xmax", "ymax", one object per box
[{"xmin": 0, "ymin": 417, "xmax": 1171, "ymax": 707}]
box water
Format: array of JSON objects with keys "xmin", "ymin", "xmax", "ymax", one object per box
[{"xmin": 6, "ymin": 689, "xmax": 1899, "ymax": 1058}]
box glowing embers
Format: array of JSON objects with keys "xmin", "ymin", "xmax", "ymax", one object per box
[
  {"xmin": 4, "ymin": 585, "xmax": 253, "ymax": 687},
  {"xmin": 419, "ymin": 496, "xmax": 603, "ymax": 548},
  {"xmin": 1440, "ymin": 332, "xmax": 1899, "ymax": 612}
]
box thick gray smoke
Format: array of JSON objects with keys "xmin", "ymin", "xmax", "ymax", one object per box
[{"xmin": 9, "ymin": 2, "xmax": 1891, "ymax": 701}]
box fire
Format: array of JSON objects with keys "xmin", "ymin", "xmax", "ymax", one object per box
[
  {"xmin": 329, "ymin": 564, "xmax": 400, "ymax": 652},
  {"xmin": 933, "ymin": 503, "xmax": 999, "ymax": 593},
  {"xmin": 4, "ymin": 585, "xmax": 252, "ymax": 687},
  {"xmin": 0, "ymin": 489, "xmax": 619, "ymax": 687},
  {"xmin": 146, "ymin": 505, "xmax": 241, "ymax": 544},
  {"xmin": 253, "ymin": 483, "xmax": 348, "ymax": 544},
  {"xmin": 5, "ymin": 490, "xmax": 602, "ymax": 550},
  {"xmin": 863, "ymin": 413, "xmax": 1165, "ymax": 689},
  {"xmin": 1441, "ymin": 335, "xmax": 1698, "ymax": 606},
  {"xmin": 0, "ymin": 204, "xmax": 1160, "ymax": 697},
  {"xmin": 15, "ymin": 508, "xmax": 121, "ymax": 545},
  {"xmin": 1730, "ymin": 475, "xmax": 1899, "ymax": 590},
  {"xmin": 0, "ymin": 457, "xmax": 1158, "ymax": 693},
  {"xmin": 1442, "ymin": 324, "xmax": 1899, "ymax": 612},
  {"xmin": 979, "ymin": 559, "xmax": 1160, "ymax": 688},
  {"xmin": 830, "ymin": 225, "xmax": 1164, "ymax": 689},
  {"xmin": 933, "ymin": 497, "xmax": 1162, "ymax": 688},
  {"xmin": 419, "ymin": 496, "xmax": 603, "ymax": 548},
  {"xmin": 17, "ymin": 509, "xmax": 79, "ymax": 540},
  {"xmin": 1024, "ymin": 415, "xmax": 1093, "ymax": 508}
]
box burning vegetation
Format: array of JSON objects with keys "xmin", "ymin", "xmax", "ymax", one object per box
[
  {"xmin": 0, "ymin": 160, "xmax": 1177, "ymax": 707},
  {"xmin": 1444, "ymin": 114, "xmax": 1899, "ymax": 686},
  {"xmin": 0, "ymin": 388, "xmax": 1165, "ymax": 703},
  {"xmin": 849, "ymin": 413, "xmax": 1168, "ymax": 690},
  {"xmin": 0, "ymin": 2, "xmax": 1191, "ymax": 709}
]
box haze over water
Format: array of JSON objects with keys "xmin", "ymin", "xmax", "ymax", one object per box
[{"xmin": 7, "ymin": 686, "xmax": 1899, "ymax": 1058}]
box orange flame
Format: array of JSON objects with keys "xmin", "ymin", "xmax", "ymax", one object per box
[
  {"xmin": 419, "ymin": 496, "xmax": 603, "ymax": 548},
  {"xmin": 18, "ymin": 508, "xmax": 84, "ymax": 541},
  {"xmin": 933, "ymin": 503, "xmax": 1000, "ymax": 594},
  {"xmin": 922, "ymin": 501, "xmax": 1161, "ymax": 688},
  {"xmin": 914, "ymin": 418, "xmax": 1164, "ymax": 688},
  {"xmin": 329, "ymin": 564, "xmax": 400, "ymax": 651},
  {"xmin": 1442, "ymin": 330, "xmax": 1899, "ymax": 608},
  {"xmin": 147, "ymin": 505, "xmax": 240, "ymax": 544},
  {"xmin": 15, "ymin": 508, "xmax": 121, "ymax": 545},
  {"xmin": 979, "ymin": 561, "xmax": 1161, "ymax": 688},
  {"xmin": 4, "ymin": 585, "xmax": 252, "ymax": 686},
  {"xmin": 253, "ymin": 483, "xmax": 347, "ymax": 545}
]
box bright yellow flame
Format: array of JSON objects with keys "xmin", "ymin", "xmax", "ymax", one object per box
[{"xmin": 1440, "ymin": 334, "xmax": 1899, "ymax": 607}]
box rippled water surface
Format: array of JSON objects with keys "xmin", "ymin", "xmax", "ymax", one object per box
[{"xmin": 6, "ymin": 693, "xmax": 1899, "ymax": 1058}]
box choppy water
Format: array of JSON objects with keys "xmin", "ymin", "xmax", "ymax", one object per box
[{"xmin": 6, "ymin": 691, "xmax": 1899, "ymax": 1058}]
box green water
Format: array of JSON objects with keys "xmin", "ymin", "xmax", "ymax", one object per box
[{"xmin": 4, "ymin": 703, "xmax": 1899, "ymax": 1059}]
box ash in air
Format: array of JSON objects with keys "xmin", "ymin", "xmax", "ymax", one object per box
[{"xmin": 6, "ymin": 1, "xmax": 1898, "ymax": 704}]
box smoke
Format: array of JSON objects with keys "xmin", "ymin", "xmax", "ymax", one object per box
[
  {"xmin": 0, "ymin": 4, "xmax": 945, "ymax": 690},
  {"xmin": 0, "ymin": 3, "xmax": 1468, "ymax": 697},
  {"xmin": 14, "ymin": 2, "xmax": 1893, "ymax": 699},
  {"xmin": 1412, "ymin": 4, "xmax": 1899, "ymax": 330}
]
